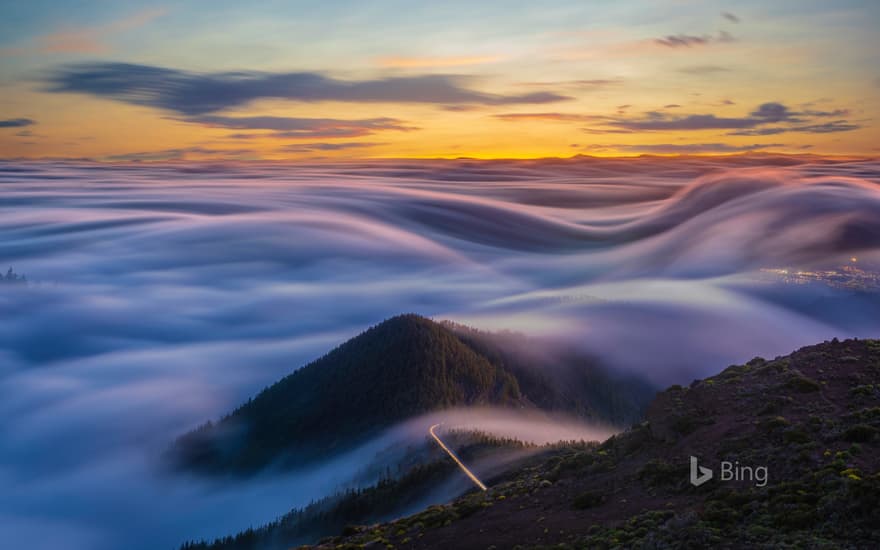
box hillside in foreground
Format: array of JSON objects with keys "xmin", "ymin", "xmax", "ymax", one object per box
[
  {"xmin": 305, "ymin": 338, "xmax": 880, "ymax": 549},
  {"xmin": 180, "ymin": 431, "xmax": 561, "ymax": 550},
  {"xmin": 172, "ymin": 315, "xmax": 653, "ymax": 475}
]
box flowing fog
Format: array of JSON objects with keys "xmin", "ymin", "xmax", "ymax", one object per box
[{"xmin": 1, "ymin": 156, "xmax": 880, "ymax": 548}]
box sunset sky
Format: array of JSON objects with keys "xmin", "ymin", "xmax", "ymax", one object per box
[{"xmin": 1, "ymin": 0, "xmax": 878, "ymax": 160}]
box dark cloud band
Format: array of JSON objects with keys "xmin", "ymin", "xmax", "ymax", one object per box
[
  {"xmin": 46, "ymin": 63, "xmax": 571, "ymax": 115},
  {"xmin": 601, "ymin": 103, "xmax": 859, "ymax": 135},
  {"xmin": 0, "ymin": 118, "xmax": 35, "ymax": 128},
  {"xmin": 654, "ymin": 31, "xmax": 735, "ymax": 48},
  {"xmin": 180, "ymin": 114, "xmax": 415, "ymax": 139}
]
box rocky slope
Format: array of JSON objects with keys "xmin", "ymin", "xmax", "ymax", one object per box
[{"xmin": 307, "ymin": 338, "xmax": 880, "ymax": 549}]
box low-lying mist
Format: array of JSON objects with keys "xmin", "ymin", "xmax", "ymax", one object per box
[{"xmin": 1, "ymin": 156, "xmax": 879, "ymax": 548}]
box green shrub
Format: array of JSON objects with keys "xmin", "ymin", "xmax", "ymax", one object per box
[
  {"xmin": 638, "ymin": 459, "xmax": 688, "ymax": 488},
  {"xmin": 672, "ymin": 415, "xmax": 705, "ymax": 435},
  {"xmin": 572, "ymin": 490, "xmax": 605, "ymax": 510},
  {"xmin": 784, "ymin": 429, "xmax": 812, "ymax": 444},
  {"xmin": 787, "ymin": 375, "xmax": 821, "ymax": 392},
  {"xmin": 761, "ymin": 416, "xmax": 791, "ymax": 431},
  {"xmin": 843, "ymin": 424, "xmax": 877, "ymax": 442}
]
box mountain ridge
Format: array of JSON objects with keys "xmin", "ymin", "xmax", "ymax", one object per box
[{"xmin": 173, "ymin": 314, "xmax": 652, "ymax": 475}]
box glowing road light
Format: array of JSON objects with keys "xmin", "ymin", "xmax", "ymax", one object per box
[{"xmin": 429, "ymin": 423, "xmax": 488, "ymax": 491}]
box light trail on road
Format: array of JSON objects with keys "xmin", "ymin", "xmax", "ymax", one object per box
[{"xmin": 429, "ymin": 423, "xmax": 488, "ymax": 491}]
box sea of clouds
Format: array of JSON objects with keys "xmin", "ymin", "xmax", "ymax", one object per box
[{"xmin": 1, "ymin": 156, "xmax": 879, "ymax": 548}]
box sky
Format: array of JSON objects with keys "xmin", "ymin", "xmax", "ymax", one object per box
[{"xmin": 0, "ymin": 0, "xmax": 878, "ymax": 160}]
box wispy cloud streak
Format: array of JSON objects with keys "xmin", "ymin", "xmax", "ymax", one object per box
[{"xmin": 46, "ymin": 63, "xmax": 571, "ymax": 115}]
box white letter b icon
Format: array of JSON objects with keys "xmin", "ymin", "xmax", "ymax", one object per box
[{"xmin": 690, "ymin": 456, "xmax": 713, "ymax": 486}]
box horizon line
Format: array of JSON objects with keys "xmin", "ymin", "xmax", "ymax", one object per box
[{"xmin": 1, "ymin": 151, "xmax": 877, "ymax": 165}]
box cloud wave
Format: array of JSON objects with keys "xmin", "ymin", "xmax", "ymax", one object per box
[{"xmin": 1, "ymin": 156, "xmax": 879, "ymax": 549}]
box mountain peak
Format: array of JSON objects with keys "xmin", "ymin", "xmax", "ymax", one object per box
[{"xmin": 173, "ymin": 315, "xmax": 526, "ymax": 474}]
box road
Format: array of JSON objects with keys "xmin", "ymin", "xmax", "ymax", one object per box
[{"xmin": 429, "ymin": 423, "xmax": 488, "ymax": 491}]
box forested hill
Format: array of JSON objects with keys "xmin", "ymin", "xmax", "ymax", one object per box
[
  {"xmin": 172, "ymin": 315, "xmax": 525, "ymax": 474},
  {"xmin": 447, "ymin": 322, "xmax": 655, "ymax": 426},
  {"xmin": 172, "ymin": 314, "xmax": 655, "ymax": 475}
]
